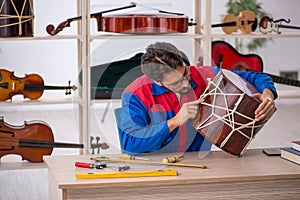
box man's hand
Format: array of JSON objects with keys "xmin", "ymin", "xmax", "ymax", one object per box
[
  {"xmin": 251, "ymin": 89, "xmax": 276, "ymax": 121},
  {"xmin": 168, "ymin": 99, "xmax": 203, "ymax": 132}
]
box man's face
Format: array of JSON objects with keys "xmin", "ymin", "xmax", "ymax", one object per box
[{"xmin": 161, "ymin": 66, "xmax": 192, "ymax": 94}]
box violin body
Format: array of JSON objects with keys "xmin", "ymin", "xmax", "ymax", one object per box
[
  {"xmin": 0, "ymin": 117, "xmax": 53, "ymax": 162},
  {"xmin": 220, "ymin": 10, "xmax": 257, "ymax": 34},
  {"xmin": 96, "ymin": 14, "xmax": 189, "ymax": 33},
  {"xmin": 0, "ymin": 69, "xmax": 44, "ymax": 101},
  {"xmin": 0, "ymin": 68, "xmax": 77, "ymax": 101}
]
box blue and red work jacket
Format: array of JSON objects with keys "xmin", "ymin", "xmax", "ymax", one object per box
[{"xmin": 119, "ymin": 66, "xmax": 277, "ymax": 154}]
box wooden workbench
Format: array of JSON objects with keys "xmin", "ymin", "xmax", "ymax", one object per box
[{"xmin": 44, "ymin": 149, "xmax": 300, "ymax": 200}]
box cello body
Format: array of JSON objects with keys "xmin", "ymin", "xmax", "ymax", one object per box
[
  {"xmin": 0, "ymin": 117, "xmax": 53, "ymax": 162},
  {"xmin": 97, "ymin": 14, "xmax": 189, "ymax": 33}
]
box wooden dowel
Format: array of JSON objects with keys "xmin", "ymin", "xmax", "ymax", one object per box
[{"xmin": 91, "ymin": 157, "xmax": 208, "ymax": 169}]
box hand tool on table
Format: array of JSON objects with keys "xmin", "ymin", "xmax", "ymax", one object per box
[
  {"xmin": 162, "ymin": 155, "xmax": 184, "ymax": 163},
  {"xmin": 91, "ymin": 156, "xmax": 208, "ymax": 169},
  {"xmin": 118, "ymin": 154, "xmax": 150, "ymax": 161},
  {"xmin": 75, "ymin": 162, "xmax": 107, "ymax": 169}
]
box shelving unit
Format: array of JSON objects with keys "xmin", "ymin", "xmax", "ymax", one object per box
[
  {"xmin": 1, "ymin": 1, "xmax": 300, "ymax": 199},
  {"xmin": 1, "ymin": 0, "xmax": 300, "ymax": 159},
  {"xmin": 80, "ymin": 0, "xmax": 300, "ymax": 153},
  {"xmin": 0, "ymin": 0, "xmax": 86, "ymax": 156}
]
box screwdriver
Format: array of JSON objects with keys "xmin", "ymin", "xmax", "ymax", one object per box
[
  {"xmin": 162, "ymin": 155, "xmax": 184, "ymax": 163},
  {"xmin": 118, "ymin": 154, "xmax": 149, "ymax": 161}
]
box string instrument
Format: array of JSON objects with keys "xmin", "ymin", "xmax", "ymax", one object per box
[
  {"xmin": 211, "ymin": 10, "xmax": 257, "ymax": 34},
  {"xmin": 0, "ymin": 117, "xmax": 83, "ymax": 162},
  {"xmin": 0, "ymin": 0, "xmax": 34, "ymax": 37},
  {"xmin": 259, "ymin": 16, "xmax": 300, "ymax": 34},
  {"xmin": 211, "ymin": 40, "xmax": 300, "ymax": 87},
  {"xmin": 46, "ymin": 3, "xmax": 191, "ymax": 35},
  {"xmin": 195, "ymin": 69, "xmax": 275, "ymax": 156},
  {"xmin": 0, "ymin": 69, "xmax": 77, "ymax": 101}
]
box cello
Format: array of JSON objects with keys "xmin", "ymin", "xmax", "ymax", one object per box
[
  {"xmin": 46, "ymin": 3, "xmax": 192, "ymax": 35},
  {"xmin": 0, "ymin": 69, "xmax": 77, "ymax": 101},
  {"xmin": 0, "ymin": 117, "xmax": 83, "ymax": 162}
]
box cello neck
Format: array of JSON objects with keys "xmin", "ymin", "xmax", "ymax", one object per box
[
  {"xmin": 19, "ymin": 140, "xmax": 84, "ymax": 148},
  {"xmin": 46, "ymin": 4, "xmax": 136, "ymax": 36}
]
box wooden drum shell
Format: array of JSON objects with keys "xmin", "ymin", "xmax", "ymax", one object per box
[
  {"xmin": 0, "ymin": 0, "xmax": 34, "ymax": 37},
  {"xmin": 196, "ymin": 70, "xmax": 272, "ymax": 156}
]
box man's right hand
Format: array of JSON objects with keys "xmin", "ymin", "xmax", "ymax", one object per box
[{"xmin": 167, "ymin": 99, "xmax": 203, "ymax": 132}]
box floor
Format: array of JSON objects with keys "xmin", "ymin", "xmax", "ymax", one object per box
[{"xmin": 0, "ymin": 98, "xmax": 300, "ymax": 200}]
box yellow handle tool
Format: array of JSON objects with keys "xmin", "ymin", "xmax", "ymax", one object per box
[
  {"xmin": 76, "ymin": 169, "xmax": 178, "ymax": 179},
  {"xmin": 162, "ymin": 155, "xmax": 184, "ymax": 163},
  {"xmin": 92, "ymin": 157, "xmax": 208, "ymax": 169},
  {"xmin": 118, "ymin": 154, "xmax": 149, "ymax": 161}
]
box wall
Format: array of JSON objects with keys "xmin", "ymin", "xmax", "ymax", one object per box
[{"xmin": 0, "ymin": 1, "xmax": 300, "ymax": 200}]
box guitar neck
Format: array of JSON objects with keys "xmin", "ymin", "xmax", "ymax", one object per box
[
  {"xmin": 265, "ymin": 73, "xmax": 300, "ymax": 87},
  {"xmin": 279, "ymin": 24, "xmax": 300, "ymax": 30}
]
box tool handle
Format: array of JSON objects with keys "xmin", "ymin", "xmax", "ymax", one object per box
[
  {"xmin": 162, "ymin": 155, "xmax": 184, "ymax": 163},
  {"xmin": 75, "ymin": 162, "xmax": 92, "ymax": 169}
]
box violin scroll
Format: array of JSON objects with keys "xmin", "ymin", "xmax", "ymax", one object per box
[
  {"xmin": 46, "ymin": 19, "xmax": 72, "ymax": 36},
  {"xmin": 65, "ymin": 80, "xmax": 77, "ymax": 95}
]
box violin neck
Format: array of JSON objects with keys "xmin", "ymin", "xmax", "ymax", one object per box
[
  {"xmin": 212, "ymin": 20, "xmax": 256, "ymax": 28},
  {"xmin": 279, "ymin": 24, "xmax": 300, "ymax": 30},
  {"xmin": 19, "ymin": 140, "xmax": 84, "ymax": 149},
  {"xmin": 24, "ymin": 84, "xmax": 72, "ymax": 91},
  {"xmin": 212, "ymin": 21, "xmax": 236, "ymax": 28}
]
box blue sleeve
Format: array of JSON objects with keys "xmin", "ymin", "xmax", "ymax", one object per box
[
  {"xmin": 232, "ymin": 70, "xmax": 278, "ymax": 99},
  {"xmin": 119, "ymin": 92, "xmax": 171, "ymax": 154},
  {"xmin": 211, "ymin": 67, "xmax": 278, "ymax": 99}
]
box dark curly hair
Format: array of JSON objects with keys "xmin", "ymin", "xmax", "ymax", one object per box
[{"xmin": 141, "ymin": 42, "xmax": 184, "ymax": 82}]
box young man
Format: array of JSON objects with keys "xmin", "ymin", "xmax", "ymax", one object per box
[{"xmin": 119, "ymin": 42, "xmax": 277, "ymax": 154}]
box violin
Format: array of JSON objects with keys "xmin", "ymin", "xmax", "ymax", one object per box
[
  {"xmin": 211, "ymin": 10, "xmax": 257, "ymax": 34},
  {"xmin": 259, "ymin": 16, "xmax": 300, "ymax": 34},
  {"xmin": 46, "ymin": 3, "xmax": 192, "ymax": 35},
  {"xmin": 0, "ymin": 117, "xmax": 83, "ymax": 162},
  {"xmin": 0, "ymin": 69, "xmax": 77, "ymax": 101}
]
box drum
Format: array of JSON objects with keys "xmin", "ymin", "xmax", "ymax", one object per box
[
  {"xmin": 195, "ymin": 69, "xmax": 274, "ymax": 156},
  {"xmin": 0, "ymin": 0, "xmax": 34, "ymax": 37}
]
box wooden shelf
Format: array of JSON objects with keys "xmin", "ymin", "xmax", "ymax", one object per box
[
  {"xmin": 211, "ymin": 32, "xmax": 300, "ymax": 39},
  {"xmin": 0, "ymin": 35, "xmax": 83, "ymax": 41},
  {"xmin": 0, "ymin": 95, "xmax": 82, "ymax": 106},
  {"xmin": 90, "ymin": 33, "xmax": 204, "ymax": 40}
]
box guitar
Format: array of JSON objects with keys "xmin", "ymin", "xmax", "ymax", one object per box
[
  {"xmin": 259, "ymin": 16, "xmax": 300, "ymax": 34},
  {"xmin": 211, "ymin": 10, "xmax": 257, "ymax": 34},
  {"xmin": 211, "ymin": 40, "xmax": 300, "ymax": 87}
]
